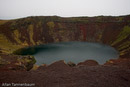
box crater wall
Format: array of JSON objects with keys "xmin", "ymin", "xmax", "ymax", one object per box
[{"xmin": 0, "ymin": 15, "xmax": 130, "ymax": 57}]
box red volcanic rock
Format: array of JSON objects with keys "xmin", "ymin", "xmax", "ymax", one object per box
[
  {"xmin": 104, "ymin": 58, "xmax": 130, "ymax": 69},
  {"xmin": 77, "ymin": 60, "xmax": 99, "ymax": 66},
  {"xmin": 1, "ymin": 64, "xmax": 130, "ymax": 87},
  {"xmin": 0, "ymin": 64, "xmax": 26, "ymax": 71},
  {"xmin": 37, "ymin": 60, "xmax": 72, "ymax": 72},
  {"xmin": 46, "ymin": 60, "xmax": 72, "ymax": 72},
  {"xmin": 37, "ymin": 64, "xmax": 47, "ymax": 71}
]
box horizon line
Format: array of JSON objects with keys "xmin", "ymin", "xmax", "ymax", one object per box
[{"xmin": 0, "ymin": 14, "xmax": 130, "ymax": 20}]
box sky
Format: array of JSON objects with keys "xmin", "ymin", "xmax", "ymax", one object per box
[{"xmin": 0, "ymin": 0, "xmax": 130, "ymax": 19}]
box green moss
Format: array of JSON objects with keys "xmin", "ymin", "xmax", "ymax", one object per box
[
  {"xmin": 31, "ymin": 64, "xmax": 39, "ymax": 70},
  {"xmin": 17, "ymin": 56, "xmax": 36, "ymax": 70},
  {"xmin": 120, "ymin": 48, "xmax": 130, "ymax": 56},
  {"xmin": 119, "ymin": 17, "xmax": 123, "ymax": 21},
  {"xmin": 47, "ymin": 21, "xmax": 55, "ymax": 29},
  {"xmin": 36, "ymin": 40, "xmax": 43, "ymax": 45},
  {"xmin": 37, "ymin": 21, "xmax": 42, "ymax": 28},
  {"xmin": 22, "ymin": 40, "xmax": 28, "ymax": 46},
  {"xmin": 97, "ymin": 31, "xmax": 103, "ymax": 41},
  {"xmin": 17, "ymin": 56, "xmax": 35, "ymax": 64},
  {"xmin": 112, "ymin": 26, "xmax": 130, "ymax": 46},
  {"xmin": 118, "ymin": 41, "xmax": 130, "ymax": 50},
  {"xmin": 98, "ymin": 34, "xmax": 102, "ymax": 39},
  {"xmin": 26, "ymin": 56, "xmax": 36, "ymax": 70},
  {"xmin": 0, "ymin": 34, "xmax": 23, "ymax": 53},
  {"xmin": 116, "ymin": 17, "xmax": 124, "ymax": 22},
  {"xmin": 47, "ymin": 21, "xmax": 55, "ymax": 36},
  {"xmin": 13, "ymin": 30, "xmax": 22, "ymax": 44},
  {"xmin": 28, "ymin": 24, "xmax": 35, "ymax": 45}
]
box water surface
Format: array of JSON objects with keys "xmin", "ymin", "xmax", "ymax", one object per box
[{"xmin": 20, "ymin": 42, "xmax": 119, "ymax": 65}]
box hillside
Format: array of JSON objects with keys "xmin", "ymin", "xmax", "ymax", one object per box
[
  {"xmin": 1, "ymin": 60, "xmax": 130, "ymax": 87},
  {"xmin": 0, "ymin": 15, "xmax": 130, "ymax": 87},
  {"xmin": 0, "ymin": 15, "xmax": 130, "ymax": 57}
]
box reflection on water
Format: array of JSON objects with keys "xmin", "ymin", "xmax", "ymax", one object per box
[{"xmin": 20, "ymin": 42, "xmax": 119, "ymax": 65}]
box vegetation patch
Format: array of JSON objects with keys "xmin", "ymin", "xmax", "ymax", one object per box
[
  {"xmin": 0, "ymin": 34, "xmax": 23, "ymax": 53},
  {"xmin": 112, "ymin": 26, "xmax": 130, "ymax": 46},
  {"xmin": 13, "ymin": 29, "xmax": 22, "ymax": 44},
  {"xmin": 28, "ymin": 24, "xmax": 35, "ymax": 45},
  {"xmin": 118, "ymin": 41, "xmax": 130, "ymax": 51}
]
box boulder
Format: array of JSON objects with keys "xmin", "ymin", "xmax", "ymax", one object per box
[
  {"xmin": 37, "ymin": 64, "xmax": 47, "ymax": 71},
  {"xmin": 77, "ymin": 60, "xmax": 99, "ymax": 66},
  {"xmin": 67, "ymin": 61, "xmax": 76, "ymax": 67},
  {"xmin": 45, "ymin": 60, "xmax": 72, "ymax": 72}
]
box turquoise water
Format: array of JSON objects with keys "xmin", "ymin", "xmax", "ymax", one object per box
[{"xmin": 20, "ymin": 42, "xmax": 119, "ymax": 65}]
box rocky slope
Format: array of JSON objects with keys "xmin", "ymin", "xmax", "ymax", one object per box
[
  {"xmin": 0, "ymin": 60, "xmax": 130, "ymax": 87},
  {"xmin": 0, "ymin": 15, "xmax": 130, "ymax": 57},
  {"xmin": 0, "ymin": 53, "xmax": 36, "ymax": 71}
]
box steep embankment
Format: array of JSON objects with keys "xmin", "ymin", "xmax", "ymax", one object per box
[{"xmin": 0, "ymin": 15, "xmax": 130, "ymax": 57}]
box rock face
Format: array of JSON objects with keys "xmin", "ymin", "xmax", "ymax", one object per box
[
  {"xmin": 0, "ymin": 60, "xmax": 130, "ymax": 87},
  {"xmin": 0, "ymin": 15, "xmax": 130, "ymax": 57},
  {"xmin": 0, "ymin": 54, "xmax": 36, "ymax": 71},
  {"xmin": 104, "ymin": 58, "xmax": 130, "ymax": 69},
  {"xmin": 77, "ymin": 60, "xmax": 99, "ymax": 66}
]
